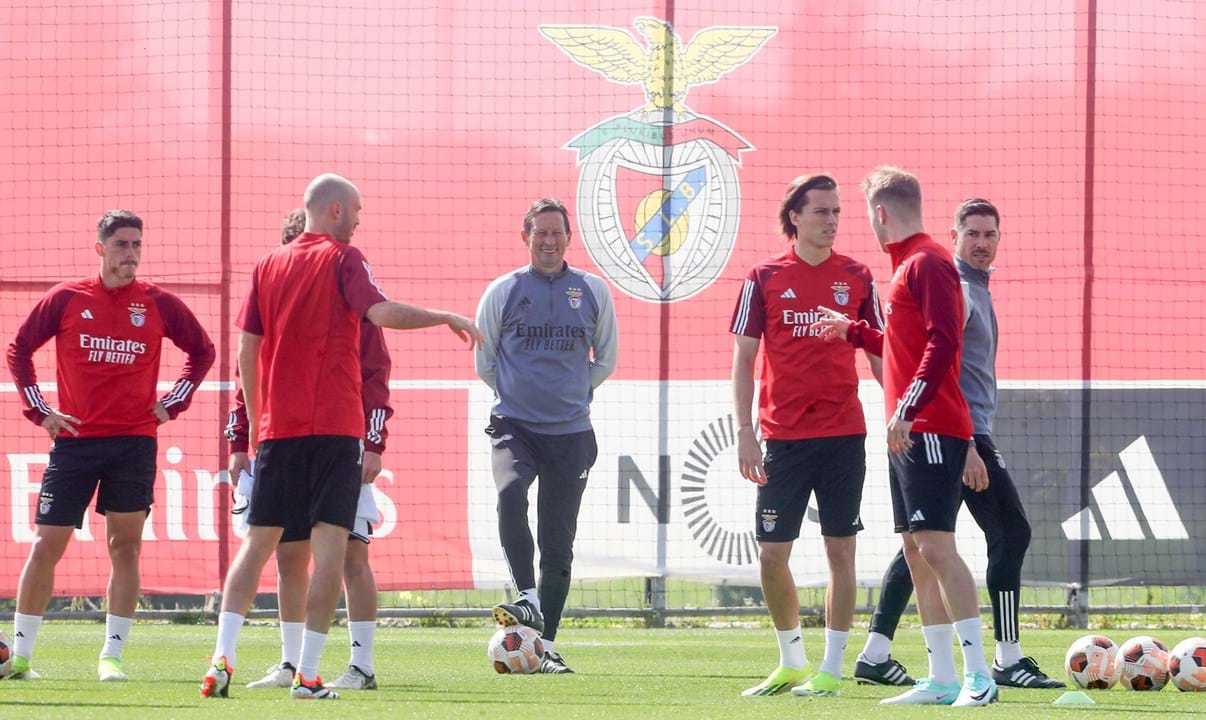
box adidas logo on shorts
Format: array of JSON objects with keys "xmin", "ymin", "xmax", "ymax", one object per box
[{"xmin": 909, "ymin": 509, "xmax": 925, "ymax": 523}]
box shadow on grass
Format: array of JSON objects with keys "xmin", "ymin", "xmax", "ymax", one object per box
[{"xmin": 0, "ymin": 700, "xmax": 197, "ymax": 710}]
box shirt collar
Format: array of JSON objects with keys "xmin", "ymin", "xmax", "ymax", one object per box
[
  {"xmin": 955, "ymin": 256, "xmax": 993, "ymax": 286},
  {"xmin": 530, "ymin": 261, "xmax": 571, "ymax": 280},
  {"xmin": 887, "ymin": 233, "xmax": 931, "ymax": 270}
]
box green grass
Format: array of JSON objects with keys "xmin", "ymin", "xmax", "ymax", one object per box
[{"xmin": 1, "ymin": 623, "xmax": 1203, "ymax": 719}]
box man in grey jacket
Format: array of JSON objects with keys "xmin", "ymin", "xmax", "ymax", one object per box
[
  {"xmin": 474, "ymin": 198, "xmax": 618, "ymax": 674},
  {"xmin": 854, "ymin": 198, "xmax": 1064, "ymax": 690}
]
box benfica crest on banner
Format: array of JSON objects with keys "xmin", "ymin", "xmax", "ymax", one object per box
[{"xmin": 541, "ymin": 18, "xmax": 776, "ymax": 303}]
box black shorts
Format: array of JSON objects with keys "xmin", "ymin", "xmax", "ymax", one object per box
[
  {"xmin": 889, "ymin": 432, "xmax": 970, "ymax": 533},
  {"xmin": 249, "ymin": 436, "xmax": 362, "ymax": 535},
  {"xmin": 757, "ymin": 434, "xmax": 866, "ymax": 541},
  {"xmin": 280, "ymin": 521, "xmax": 372, "ymax": 544},
  {"xmin": 37, "ymin": 436, "xmax": 157, "ymax": 528}
]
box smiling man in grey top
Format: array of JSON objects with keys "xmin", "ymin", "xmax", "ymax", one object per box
[{"xmin": 474, "ymin": 198, "xmax": 617, "ymax": 674}]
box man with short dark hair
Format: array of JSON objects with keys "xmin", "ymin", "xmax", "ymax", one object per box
[
  {"xmin": 475, "ymin": 198, "xmax": 618, "ymax": 674},
  {"xmin": 201, "ymin": 174, "xmax": 480, "ymax": 700},
  {"xmin": 853, "ymin": 198, "xmax": 1063, "ymax": 690},
  {"xmin": 7, "ymin": 210, "xmax": 215, "ymax": 682},
  {"xmin": 733, "ymin": 174, "xmax": 883, "ymax": 698}
]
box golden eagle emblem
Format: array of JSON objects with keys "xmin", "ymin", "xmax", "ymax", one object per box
[{"xmin": 540, "ymin": 18, "xmax": 776, "ymax": 113}]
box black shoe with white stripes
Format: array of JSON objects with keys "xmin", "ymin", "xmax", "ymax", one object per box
[
  {"xmin": 854, "ymin": 655, "xmax": 915, "ymax": 686},
  {"xmin": 539, "ymin": 651, "xmax": 574, "ymax": 674},
  {"xmin": 492, "ymin": 599, "xmax": 545, "ymax": 634},
  {"xmin": 992, "ymin": 656, "xmax": 1066, "ymax": 688}
]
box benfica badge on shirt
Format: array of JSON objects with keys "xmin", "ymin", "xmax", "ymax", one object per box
[
  {"xmin": 566, "ymin": 287, "xmax": 583, "ymax": 309},
  {"xmin": 128, "ymin": 302, "xmax": 147, "ymax": 327},
  {"xmin": 831, "ymin": 281, "xmax": 850, "ymax": 306}
]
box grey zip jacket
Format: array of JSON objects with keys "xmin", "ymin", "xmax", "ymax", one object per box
[
  {"xmin": 957, "ymin": 256, "xmax": 998, "ymax": 435},
  {"xmin": 474, "ymin": 263, "xmax": 618, "ymax": 434}
]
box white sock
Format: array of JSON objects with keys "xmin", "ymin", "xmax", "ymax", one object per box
[
  {"xmin": 13, "ymin": 613, "xmax": 42, "ymax": 661},
  {"xmin": 860, "ymin": 631, "xmax": 892, "ymax": 664},
  {"xmin": 820, "ymin": 628, "xmax": 848, "ymax": 678},
  {"xmin": 542, "ymin": 638, "xmax": 555, "ymax": 655},
  {"xmin": 776, "ymin": 625, "xmax": 807, "ymax": 670},
  {"xmin": 212, "ymin": 611, "xmax": 244, "ymax": 669},
  {"xmin": 348, "ymin": 621, "xmax": 375, "ymax": 675},
  {"xmin": 519, "ymin": 588, "xmax": 540, "ymax": 612},
  {"xmin": 995, "ymin": 640, "xmax": 1022, "ymax": 667},
  {"xmin": 100, "ymin": 614, "xmax": 133, "ymax": 660},
  {"xmin": 280, "ymin": 621, "xmax": 304, "ymax": 667},
  {"xmin": 298, "ymin": 629, "xmax": 328, "ymax": 680},
  {"xmin": 922, "ymin": 623, "xmax": 957, "ymax": 685},
  {"xmin": 954, "ymin": 617, "xmax": 990, "ymax": 675}
]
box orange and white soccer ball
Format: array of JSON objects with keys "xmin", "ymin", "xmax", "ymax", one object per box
[
  {"xmin": 488, "ymin": 625, "xmax": 544, "ymax": 674},
  {"xmin": 1168, "ymin": 637, "xmax": 1206, "ymax": 692},
  {"xmin": 1118, "ymin": 635, "xmax": 1170, "ymax": 691},
  {"xmin": 1065, "ymin": 634, "xmax": 1121, "ymax": 689}
]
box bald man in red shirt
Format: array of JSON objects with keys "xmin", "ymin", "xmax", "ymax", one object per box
[{"xmin": 201, "ymin": 174, "xmax": 481, "ymax": 701}]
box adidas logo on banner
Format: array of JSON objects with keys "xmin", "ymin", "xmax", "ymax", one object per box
[
  {"xmin": 1061, "ymin": 436, "xmax": 1189, "ymax": 540},
  {"xmin": 781, "ymin": 288, "xmax": 796, "ymax": 299}
]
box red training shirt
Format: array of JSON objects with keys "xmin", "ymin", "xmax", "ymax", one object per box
[
  {"xmin": 846, "ymin": 233, "xmax": 973, "ymax": 440},
  {"xmin": 236, "ymin": 232, "xmax": 389, "ymax": 442},
  {"xmin": 730, "ymin": 248, "xmax": 883, "ymax": 440},
  {"xmin": 7, "ymin": 276, "xmax": 215, "ymax": 438},
  {"xmin": 226, "ymin": 320, "xmax": 394, "ymax": 454}
]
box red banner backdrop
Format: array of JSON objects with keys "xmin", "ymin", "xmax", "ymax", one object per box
[{"xmin": 2, "ymin": 1, "xmax": 1204, "ymax": 595}]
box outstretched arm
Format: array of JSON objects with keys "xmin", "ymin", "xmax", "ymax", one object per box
[{"xmin": 365, "ymin": 301, "xmax": 482, "ymax": 347}]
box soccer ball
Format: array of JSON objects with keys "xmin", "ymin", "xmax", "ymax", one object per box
[
  {"xmin": 1065, "ymin": 634, "xmax": 1121, "ymax": 689},
  {"xmin": 1168, "ymin": 637, "xmax": 1206, "ymax": 692},
  {"xmin": 1118, "ymin": 635, "xmax": 1170, "ymax": 691},
  {"xmin": 487, "ymin": 625, "xmax": 544, "ymax": 674},
  {"xmin": 0, "ymin": 630, "xmax": 12, "ymax": 679}
]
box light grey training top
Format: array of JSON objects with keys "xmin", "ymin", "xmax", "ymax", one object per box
[
  {"xmin": 474, "ymin": 263, "xmax": 618, "ymax": 435},
  {"xmin": 957, "ymin": 256, "xmax": 998, "ymax": 435}
]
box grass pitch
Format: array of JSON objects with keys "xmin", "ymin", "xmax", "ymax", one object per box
[{"xmin": 0, "ymin": 623, "xmax": 1202, "ymax": 719}]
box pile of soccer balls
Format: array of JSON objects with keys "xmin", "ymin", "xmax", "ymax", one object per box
[
  {"xmin": 1065, "ymin": 634, "xmax": 1206, "ymax": 692},
  {"xmin": 486, "ymin": 624, "xmax": 544, "ymax": 674}
]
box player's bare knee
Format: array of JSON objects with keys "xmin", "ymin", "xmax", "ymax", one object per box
[
  {"xmin": 822, "ymin": 535, "xmax": 856, "ymax": 564},
  {"xmin": 758, "ymin": 541, "xmax": 791, "ymax": 570},
  {"xmin": 343, "ymin": 546, "xmax": 372, "ymax": 578},
  {"xmin": 915, "ymin": 543, "xmax": 951, "ymax": 569},
  {"xmin": 276, "ymin": 554, "xmax": 308, "ymax": 584},
  {"xmin": 106, "ymin": 527, "xmax": 142, "ymax": 561},
  {"xmin": 28, "ymin": 529, "xmax": 72, "ymax": 566}
]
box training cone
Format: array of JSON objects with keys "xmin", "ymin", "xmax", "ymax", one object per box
[{"xmin": 1053, "ymin": 690, "xmax": 1096, "ymax": 705}]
